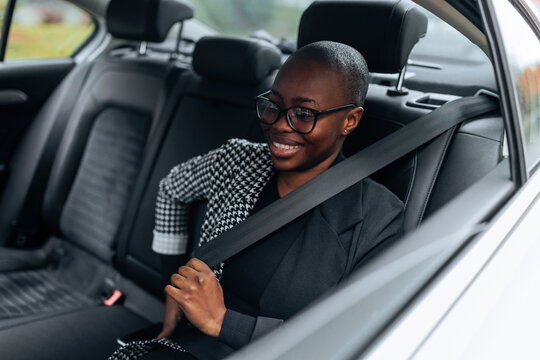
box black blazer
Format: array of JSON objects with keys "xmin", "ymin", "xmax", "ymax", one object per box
[{"xmin": 186, "ymin": 177, "xmax": 404, "ymax": 358}]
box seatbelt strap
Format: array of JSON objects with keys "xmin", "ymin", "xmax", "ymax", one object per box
[{"xmin": 194, "ymin": 95, "xmax": 499, "ymax": 267}]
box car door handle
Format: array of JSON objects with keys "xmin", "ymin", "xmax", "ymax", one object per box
[{"xmin": 0, "ymin": 90, "xmax": 28, "ymax": 105}]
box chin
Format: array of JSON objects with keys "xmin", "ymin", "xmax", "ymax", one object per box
[{"xmin": 270, "ymin": 156, "xmax": 302, "ymax": 172}]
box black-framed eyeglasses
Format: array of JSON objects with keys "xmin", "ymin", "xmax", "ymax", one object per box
[{"xmin": 255, "ymin": 91, "xmax": 357, "ymax": 134}]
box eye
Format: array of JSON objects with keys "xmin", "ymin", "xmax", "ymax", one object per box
[
  {"xmin": 265, "ymin": 103, "xmax": 279, "ymax": 115},
  {"xmin": 258, "ymin": 99, "xmax": 279, "ymax": 117},
  {"xmin": 291, "ymin": 108, "xmax": 314, "ymax": 122}
]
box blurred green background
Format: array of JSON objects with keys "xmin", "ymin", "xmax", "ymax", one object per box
[
  {"xmin": 0, "ymin": 0, "xmax": 94, "ymax": 60},
  {"xmin": 0, "ymin": 0, "xmax": 311, "ymax": 60},
  {"xmin": 190, "ymin": 0, "xmax": 306, "ymax": 39}
]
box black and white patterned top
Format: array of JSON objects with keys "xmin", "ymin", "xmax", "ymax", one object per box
[{"xmin": 152, "ymin": 138, "xmax": 274, "ymax": 257}]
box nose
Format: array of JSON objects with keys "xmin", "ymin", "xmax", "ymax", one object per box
[{"xmin": 273, "ymin": 111, "xmax": 293, "ymax": 132}]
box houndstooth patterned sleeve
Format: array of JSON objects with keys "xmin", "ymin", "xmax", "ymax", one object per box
[{"xmin": 152, "ymin": 144, "xmax": 226, "ymax": 255}]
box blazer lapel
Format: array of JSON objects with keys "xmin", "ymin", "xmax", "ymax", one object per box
[{"xmin": 259, "ymin": 206, "xmax": 348, "ymax": 318}]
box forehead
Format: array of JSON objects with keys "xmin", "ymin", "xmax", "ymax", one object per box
[
  {"xmin": 278, "ymin": 55, "xmax": 339, "ymax": 79},
  {"xmin": 272, "ymin": 57, "xmax": 346, "ymax": 104}
]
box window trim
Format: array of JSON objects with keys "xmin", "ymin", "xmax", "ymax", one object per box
[
  {"xmin": 480, "ymin": 0, "xmax": 529, "ymax": 184},
  {"xmin": 70, "ymin": 15, "xmax": 99, "ymax": 58},
  {"xmin": 0, "ymin": 0, "xmax": 16, "ymax": 61},
  {"xmin": 513, "ymin": 0, "xmax": 540, "ymax": 38}
]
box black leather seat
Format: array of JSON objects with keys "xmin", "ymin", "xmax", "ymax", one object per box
[
  {"xmin": 0, "ymin": 35, "xmax": 282, "ymax": 360},
  {"xmin": 299, "ymin": 0, "xmax": 503, "ymax": 231},
  {"xmin": 114, "ymin": 35, "xmax": 282, "ymax": 297},
  {"xmin": 0, "ymin": 0, "xmax": 193, "ymax": 320}
]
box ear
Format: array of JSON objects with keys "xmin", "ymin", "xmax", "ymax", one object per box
[{"xmin": 342, "ymin": 107, "xmax": 363, "ymax": 135}]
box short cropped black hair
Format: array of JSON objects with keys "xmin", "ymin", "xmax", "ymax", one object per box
[{"xmin": 287, "ymin": 41, "xmax": 369, "ymax": 106}]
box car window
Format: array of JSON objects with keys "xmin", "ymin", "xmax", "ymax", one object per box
[
  {"xmin": 184, "ymin": 1, "xmax": 489, "ymax": 64},
  {"xmin": 409, "ymin": 9, "xmax": 489, "ymax": 64},
  {"xmin": 188, "ymin": 0, "xmax": 309, "ymax": 40},
  {"xmin": 491, "ymin": 0, "xmax": 540, "ymax": 171},
  {"xmin": 0, "ymin": 0, "xmax": 4, "ymax": 22},
  {"xmin": 0, "ymin": 0, "xmax": 95, "ymax": 61},
  {"xmin": 0, "ymin": 0, "xmax": 9, "ymax": 38}
]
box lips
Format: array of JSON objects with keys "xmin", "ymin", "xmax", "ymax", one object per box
[
  {"xmin": 268, "ymin": 136, "xmax": 304, "ymax": 158},
  {"xmin": 273, "ymin": 141, "xmax": 301, "ymax": 150}
]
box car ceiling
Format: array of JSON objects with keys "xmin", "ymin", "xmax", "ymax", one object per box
[
  {"xmin": 69, "ymin": 0, "xmax": 109, "ymax": 18},
  {"xmin": 414, "ymin": 0, "xmax": 489, "ymax": 55},
  {"xmin": 447, "ymin": 0, "xmax": 484, "ymax": 29}
]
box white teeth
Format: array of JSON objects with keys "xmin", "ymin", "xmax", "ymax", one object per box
[{"xmin": 273, "ymin": 141, "xmax": 300, "ymax": 150}]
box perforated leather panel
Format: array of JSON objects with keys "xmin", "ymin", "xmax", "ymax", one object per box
[{"xmin": 60, "ymin": 108, "xmax": 150, "ymax": 260}]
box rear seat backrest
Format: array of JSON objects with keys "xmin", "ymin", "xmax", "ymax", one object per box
[
  {"xmin": 41, "ymin": 0, "xmax": 193, "ymax": 261},
  {"xmin": 298, "ymin": 0, "xmax": 503, "ymax": 231},
  {"xmin": 115, "ymin": 36, "xmax": 282, "ymax": 296},
  {"xmin": 0, "ymin": 62, "xmax": 93, "ymax": 245},
  {"xmin": 0, "ymin": 0, "xmax": 194, "ymax": 322}
]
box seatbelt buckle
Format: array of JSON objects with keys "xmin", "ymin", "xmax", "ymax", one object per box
[
  {"xmin": 101, "ymin": 278, "xmax": 124, "ymax": 306},
  {"xmin": 103, "ymin": 289, "xmax": 124, "ymax": 306}
]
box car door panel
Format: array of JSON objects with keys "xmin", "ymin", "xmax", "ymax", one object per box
[
  {"xmin": 0, "ymin": 59, "xmax": 74, "ymax": 190},
  {"xmin": 412, "ymin": 169, "xmax": 540, "ymax": 359}
]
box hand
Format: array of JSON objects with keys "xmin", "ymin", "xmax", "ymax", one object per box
[
  {"xmin": 165, "ymin": 258, "xmax": 227, "ymax": 338},
  {"xmin": 157, "ymin": 293, "xmax": 183, "ymax": 338}
]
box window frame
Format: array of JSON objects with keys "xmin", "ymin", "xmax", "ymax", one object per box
[
  {"xmin": 480, "ymin": 0, "xmax": 533, "ymax": 184},
  {"xmin": 0, "ymin": 0, "xmax": 16, "ymax": 61}
]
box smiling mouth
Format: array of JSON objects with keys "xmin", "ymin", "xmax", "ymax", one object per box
[
  {"xmin": 272, "ymin": 141, "xmax": 302, "ymax": 150},
  {"xmin": 269, "ymin": 140, "xmax": 304, "ymax": 158}
]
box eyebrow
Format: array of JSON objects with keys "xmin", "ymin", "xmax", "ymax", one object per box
[{"xmin": 270, "ymin": 89, "xmax": 320, "ymax": 107}]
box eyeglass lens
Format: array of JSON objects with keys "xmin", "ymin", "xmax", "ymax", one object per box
[{"xmin": 256, "ymin": 98, "xmax": 316, "ymax": 134}]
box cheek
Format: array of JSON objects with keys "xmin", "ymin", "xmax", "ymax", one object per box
[{"xmin": 304, "ymin": 123, "xmax": 342, "ymax": 151}]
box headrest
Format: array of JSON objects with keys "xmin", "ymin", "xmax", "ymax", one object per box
[
  {"xmin": 107, "ymin": 0, "xmax": 193, "ymax": 42},
  {"xmin": 192, "ymin": 36, "xmax": 282, "ymax": 85},
  {"xmin": 298, "ymin": 0, "xmax": 428, "ymax": 73}
]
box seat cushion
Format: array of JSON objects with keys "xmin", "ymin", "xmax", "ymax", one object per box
[
  {"xmin": 0, "ymin": 237, "xmax": 117, "ymax": 320},
  {"xmin": 0, "ymin": 306, "xmax": 149, "ymax": 360},
  {"xmin": 0, "ymin": 269, "xmax": 95, "ymax": 319}
]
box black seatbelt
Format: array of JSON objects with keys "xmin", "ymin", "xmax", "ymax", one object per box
[{"xmin": 193, "ymin": 95, "xmax": 499, "ymax": 268}]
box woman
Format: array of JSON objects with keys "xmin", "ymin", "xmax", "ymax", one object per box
[{"xmin": 111, "ymin": 40, "xmax": 403, "ymax": 360}]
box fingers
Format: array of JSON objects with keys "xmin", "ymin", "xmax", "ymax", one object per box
[
  {"xmin": 157, "ymin": 294, "xmax": 184, "ymax": 339},
  {"xmin": 171, "ymin": 268, "xmax": 211, "ymax": 289},
  {"xmin": 185, "ymin": 258, "xmax": 211, "ymax": 272},
  {"xmin": 165, "ymin": 284, "xmax": 182, "ymax": 302},
  {"xmin": 178, "ymin": 265, "xmax": 198, "ymax": 278},
  {"xmin": 170, "ymin": 273, "xmax": 185, "ymax": 288},
  {"xmin": 157, "ymin": 326, "xmax": 174, "ymax": 339},
  {"xmin": 157, "ymin": 316, "xmax": 181, "ymax": 339},
  {"xmin": 165, "ymin": 284, "xmax": 191, "ymax": 315}
]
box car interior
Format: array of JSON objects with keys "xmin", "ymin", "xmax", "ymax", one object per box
[{"xmin": 0, "ymin": 0, "xmax": 505, "ymax": 358}]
